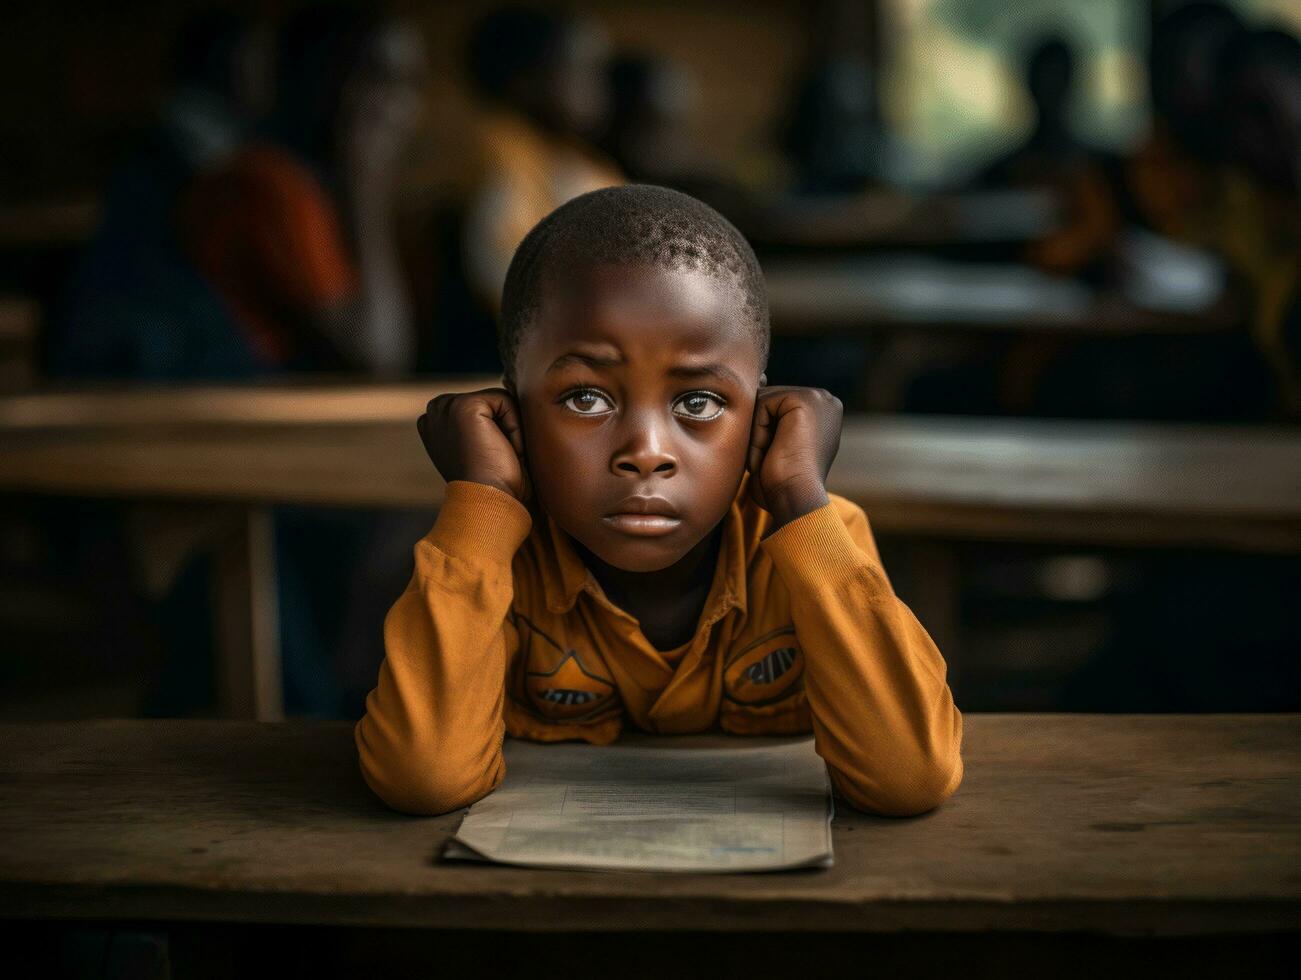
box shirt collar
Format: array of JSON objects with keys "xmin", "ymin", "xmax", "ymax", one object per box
[{"xmin": 539, "ymin": 476, "xmax": 752, "ymax": 625}]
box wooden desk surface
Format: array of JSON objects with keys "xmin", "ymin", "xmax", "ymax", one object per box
[
  {"xmin": 2, "ymin": 385, "xmax": 1299, "ymax": 552},
  {"xmin": 1, "ymin": 716, "xmax": 1297, "ymax": 935}
]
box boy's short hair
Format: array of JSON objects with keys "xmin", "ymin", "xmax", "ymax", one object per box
[{"xmin": 499, "ymin": 185, "xmax": 770, "ymax": 379}]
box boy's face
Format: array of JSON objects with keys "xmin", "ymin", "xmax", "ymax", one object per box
[{"xmin": 513, "ymin": 262, "xmax": 764, "ymax": 573}]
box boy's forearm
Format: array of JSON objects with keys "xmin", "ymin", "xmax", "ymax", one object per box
[
  {"xmin": 763, "ymin": 503, "xmax": 964, "ymax": 817},
  {"xmin": 355, "ymin": 482, "xmax": 532, "ymax": 814}
]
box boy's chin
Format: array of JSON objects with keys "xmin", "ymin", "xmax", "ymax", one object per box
[{"xmin": 575, "ymin": 528, "xmax": 704, "ymax": 574}]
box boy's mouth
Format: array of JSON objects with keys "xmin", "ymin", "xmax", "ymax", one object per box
[{"xmin": 602, "ymin": 496, "xmax": 682, "ymax": 537}]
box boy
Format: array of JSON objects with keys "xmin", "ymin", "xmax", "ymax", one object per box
[{"xmin": 357, "ymin": 185, "xmax": 962, "ymax": 816}]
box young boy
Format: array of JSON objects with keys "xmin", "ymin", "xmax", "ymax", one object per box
[{"xmin": 357, "ymin": 185, "xmax": 962, "ymax": 817}]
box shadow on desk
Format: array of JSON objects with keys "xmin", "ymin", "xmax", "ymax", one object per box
[{"xmin": 2, "ymin": 922, "xmax": 1295, "ymax": 979}]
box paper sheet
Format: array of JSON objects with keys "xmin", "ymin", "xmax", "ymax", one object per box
[{"xmin": 445, "ymin": 735, "xmax": 833, "ymax": 873}]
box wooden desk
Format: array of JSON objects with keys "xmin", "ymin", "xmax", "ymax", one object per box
[
  {"xmin": 3, "ymin": 393, "xmax": 1297, "ymax": 552},
  {"xmin": 0, "ymin": 716, "xmax": 1297, "ymax": 971},
  {"xmin": 764, "ymin": 257, "xmax": 1238, "ymax": 336},
  {"xmin": 3, "ymin": 387, "xmax": 1300, "ymax": 719},
  {"xmin": 0, "ymin": 381, "xmax": 492, "ymax": 721}
]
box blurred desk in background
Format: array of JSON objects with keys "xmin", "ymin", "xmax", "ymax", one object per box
[
  {"xmin": 0, "ymin": 380, "xmax": 492, "ymax": 721},
  {"xmin": 3, "ymin": 390, "xmax": 1295, "ymax": 550},
  {"xmin": 752, "ymin": 188, "xmax": 1063, "ymax": 251},
  {"xmin": 0, "ymin": 715, "xmax": 1297, "ymax": 976},
  {"xmin": 764, "ymin": 256, "xmax": 1239, "ymax": 336},
  {"xmin": 3, "ymin": 385, "xmax": 1300, "ymax": 719}
]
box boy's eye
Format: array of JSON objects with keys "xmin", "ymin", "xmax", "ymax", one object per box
[
  {"xmin": 672, "ymin": 391, "xmax": 726, "ymax": 421},
  {"xmin": 561, "ymin": 388, "xmax": 614, "ymax": 416}
]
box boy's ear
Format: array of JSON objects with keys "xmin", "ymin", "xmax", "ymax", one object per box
[
  {"xmin": 502, "ymin": 373, "xmax": 518, "ymax": 397},
  {"xmin": 758, "ymin": 372, "xmax": 768, "ymax": 388}
]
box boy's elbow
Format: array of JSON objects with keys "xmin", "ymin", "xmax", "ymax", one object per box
[
  {"xmin": 836, "ymin": 752, "xmax": 963, "ymax": 818},
  {"xmin": 356, "ymin": 726, "xmax": 500, "ymax": 816},
  {"xmin": 362, "ymin": 764, "xmax": 492, "ymax": 816},
  {"xmin": 359, "ymin": 753, "xmax": 499, "ymax": 815}
]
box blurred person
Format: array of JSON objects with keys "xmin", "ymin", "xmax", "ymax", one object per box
[
  {"xmin": 462, "ymin": 6, "xmax": 623, "ymax": 308},
  {"xmin": 47, "ymin": 13, "xmax": 294, "ymax": 724},
  {"xmin": 175, "ymin": 6, "xmax": 429, "ymax": 718},
  {"xmin": 779, "ymin": 0, "xmax": 893, "ymax": 196},
  {"xmin": 977, "ymin": 36, "xmax": 1120, "ymax": 278},
  {"xmin": 51, "ymin": 9, "xmax": 272, "ymax": 378},
  {"xmin": 1123, "ymin": 1, "xmax": 1246, "ymax": 245},
  {"xmin": 1217, "ymin": 27, "xmax": 1301, "ymax": 413},
  {"xmin": 162, "ymin": 11, "xmax": 274, "ymax": 172},
  {"xmin": 598, "ymin": 50, "xmax": 758, "ymax": 225},
  {"xmin": 602, "ymin": 52, "xmax": 698, "ymax": 188},
  {"xmin": 781, "ymin": 54, "xmax": 882, "ymax": 196},
  {"xmin": 1000, "ymin": 10, "xmax": 1279, "ymax": 423},
  {"xmin": 980, "ymin": 39, "xmax": 1083, "ymax": 187},
  {"xmin": 181, "ymin": 4, "xmax": 428, "ymax": 375},
  {"xmin": 907, "ymin": 38, "xmax": 1116, "ymax": 417}
]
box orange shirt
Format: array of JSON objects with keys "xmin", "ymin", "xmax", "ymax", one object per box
[
  {"xmin": 182, "ymin": 145, "xmax": 357, "ymax": 365},
  {"xmin": 356, "ymin": 479, "xmax": 964, "ymax": 817}
]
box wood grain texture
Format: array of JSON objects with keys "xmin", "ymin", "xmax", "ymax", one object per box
[
  {"xmin": 2, "ymin": 386, "xmax": 1298, "ymax": 551},
  {"xmin": 0, "ymin": 716, "xmax": 1297, "ymax": 935}
]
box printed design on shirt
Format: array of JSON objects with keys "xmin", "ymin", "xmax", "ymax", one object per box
[
  {"xmin": 723, "ymin": 626, "xmax": 803, "ymax": 707},
  {"xmin": 512, "ymin": 611, "xmax": 616, "ymax": 722}
]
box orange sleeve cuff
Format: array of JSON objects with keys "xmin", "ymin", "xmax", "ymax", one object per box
[
  {"xmin": 423, "ymin": 480, "xmax": 533, "ymax": 569},
  {"xmin": 761, "ymin": 502, "xmax": 892, "ymax": 599}
]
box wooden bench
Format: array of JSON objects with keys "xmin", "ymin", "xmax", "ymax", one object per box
[{"xmin": 0, "ymin": 716, "xmax": 1296, "ymax": 977}]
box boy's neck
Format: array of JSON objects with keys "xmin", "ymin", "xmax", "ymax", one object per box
[{"xmin": 573, "ymin": 524, "xmax": 724, "ymax": 652}]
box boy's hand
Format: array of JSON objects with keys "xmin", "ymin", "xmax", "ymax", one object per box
[
  {"xmin": 747, "ymin": 386, "xmax": 842, "ymax": 529},
  {"xmin": 418, "ymin": 388, "xmax": 529, "ymax": 501}
]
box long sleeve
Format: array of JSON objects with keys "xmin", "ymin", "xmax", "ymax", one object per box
[
  {"xmin": 762, "ymin": 498, "xmax": 963, "ymax": 816},
  {"xmin": 355, "ymin": 481, "xmax": 532, "ymax": 815}
]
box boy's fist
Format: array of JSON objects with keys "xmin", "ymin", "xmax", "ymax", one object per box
[
  {"xmin": 418, "ymin": 388, "xmax": 529, "ymax": 501},
  {"xmin": 747, "ymin": 386, "xmax": 842, "ymax": 529}
]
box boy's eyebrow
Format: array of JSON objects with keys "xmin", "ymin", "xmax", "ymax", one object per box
[
  {"xmin": 545, "ymin": 351, "xmax": 626, "ymax": 373},
  {"xmin": 545, "ymin": 352, "xmax": 745, "ymax": 388},
  {"xmin": 666, "ymin": 362, "xmax": 745, "ymax": 387}
]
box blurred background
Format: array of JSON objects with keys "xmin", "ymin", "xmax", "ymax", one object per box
[{"xmin": 0, "ymin": 0, "xmax": 1298, "ymax": 722}]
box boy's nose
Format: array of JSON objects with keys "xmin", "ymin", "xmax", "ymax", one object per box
[{"xmin": 611, "ymin": 421, "xmax": 677, "ymax": 478}]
